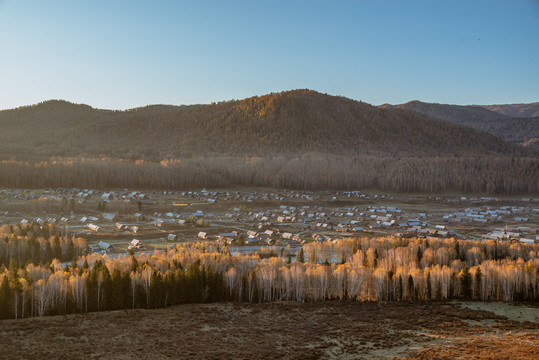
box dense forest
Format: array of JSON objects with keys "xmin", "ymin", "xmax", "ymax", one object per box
[
  {"xmin": 483, "ymin": 102, "xmax": 539, "ymax": 118},
  {"xmin": 0, "ymin": 223, "xmax": 87, "ymax": 268},
  {"xmin": 0, "ymin": 229, "xmax": 538, "ymax": 319},
  {"xmin": 381, "ymin": 100, "xmax": 509, "ymax": 123},
  {"xmin": 0, "ymin": 155, "xmax": 536, "ymax": 193},
  {"xmin": 0, "ymin": 90, "xmax": 536, "ymax": 194},
  {"xmin": 385, "ymin": 100, "xmax": 539, "ymax": 152},
  {"xmin": 0, "ymin": 90, "xmax": 523, "ymax": 159}
]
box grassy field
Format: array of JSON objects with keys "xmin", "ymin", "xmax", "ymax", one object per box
[{"xmin": 0, "ymin": 301, "xmax": 537, "ymax": 360}]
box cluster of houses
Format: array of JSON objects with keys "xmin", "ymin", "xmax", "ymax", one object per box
[
  {"xmin": 176, "ymin": 188, "xmax": 318, "ymax": 203},
  {"xmin": 483, "ymin": 226, "xmax": 538, "ymax": 244},
  {"xmin": 1, "ymin": 188, "xmax": 538, "ymax": 255},
  {"xmin": 197, "ymin": 229, "xmax": 304, "ymax": 246},
  {"xmin": 442, "ymin": 206, "xmax": 537, "ymax": 224}
]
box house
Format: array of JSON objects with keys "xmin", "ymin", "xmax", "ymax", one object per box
[
  {"xmin": 97, "ymin": 241, "xmax": 112, "ymax": 251},
  {"xmin": 167, "ymin": 234, "xmax": 178, "ymax": 241},
  {"xmin": 134, "ymin": 213, "xmax": 145, "ymax": 220},
  {"xmin": 198, "ymin": 231, "xmax": 207, "ymax": 239},
  {"xmin": 130, "ymin": 226, "xmax": 139, "ymax": 233},
  {"xmin": 103, "ymin": 213, "xmax": 118, "ymax": 222},
  {"xmin": 130, "ymin": 239, "xmax": 142, "ymax": 248},
  {"xmin": 153, "ymin": 219, "xmax": 165, "ymax": 227},
  {"xmin": 219, "ymin": 232, "xmax": 237, "ymax": 239},
  {"xmin": 87, "ymin": 223, "xmax": 100, "ymax": 232},
  {"xmin": 246, "ymin": 236, "xmax": 258, "ymax": 244}
]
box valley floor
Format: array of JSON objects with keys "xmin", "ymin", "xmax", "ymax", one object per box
[{"xmin": 0, "ymin": 301, "xmax": 537, "ymax": 359}]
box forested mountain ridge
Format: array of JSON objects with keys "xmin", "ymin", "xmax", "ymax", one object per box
[
  {"xmin": 381, "ymin": 100, "xmax": 539, "ymax": 152},
  {"xmin": 379, "ymin": 100, "xmax": 509, "ymax": 123},
  {"xmin": 0, "ymin": 90, "xmax": 522, "ymax": 160},
  {"xmin": 482, "ymin": 102, "xmax": 539, "ymax": 118}
]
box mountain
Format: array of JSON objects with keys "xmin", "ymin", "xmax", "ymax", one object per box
[
  {"xmin": 0, "ymin": 91, "xmax": 536, "ymax": 194},
  {"xmin": 0, "ymin": 90, "xmax": 523, "ymax": 161},
  {"xmin": 379, "ymin": 100, "xmax": 508, "ymax": 124},
  {"xmin": 482, "ymin": 102, "xmax": 539, "ymax": 118},
  {"xmin": 383, "ymin": 100, "xmax": 539, "ymax": 152}
]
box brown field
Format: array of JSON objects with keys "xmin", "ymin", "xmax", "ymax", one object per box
[{"xmin": 0, "ymin": 301, "xmax": 537, "ymax": 360}]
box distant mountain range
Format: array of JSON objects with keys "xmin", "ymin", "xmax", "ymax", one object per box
[
  {"xmin": 0, "ymin": 90, "xmax": 524, "ymax": 160},
  {"xmin": 482, "ymin": 102, "xmax": 539, "ymax": 118},
  {"xmin": 379, "ymin": 101, "xmax": 539, "ymax": 152}
]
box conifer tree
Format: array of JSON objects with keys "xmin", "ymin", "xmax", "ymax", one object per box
[{"xmin": 459, "ymin": 267, "xmax": 472, "ymax": 299}]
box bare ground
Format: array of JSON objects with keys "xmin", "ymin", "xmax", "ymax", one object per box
[{"xmin": 0, "ymin": 301, "xmax": 537, "ymax": 360}]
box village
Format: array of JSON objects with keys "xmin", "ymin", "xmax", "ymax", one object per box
[{"xmin": 0, "ymin": 187, "xmax": 537, "ymax": 257}]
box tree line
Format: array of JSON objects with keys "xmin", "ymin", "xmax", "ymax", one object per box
[
  {"xmin": 0, "ymin": 155, "xmax": 536, "ymax": 193},
  {"xmin": 0, "ymin": 237, "xmax": 538, "ymax": 320},
  {"xmin": 0, "ymin": 223, "xmax": 87, "ymax": 268}
]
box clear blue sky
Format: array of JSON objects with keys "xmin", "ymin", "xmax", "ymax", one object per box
[{"xmin": 1, "ymin": 0, "xmax": 538, "ymax": 110}]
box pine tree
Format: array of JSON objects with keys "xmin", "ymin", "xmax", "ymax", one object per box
[
  {"xmin": 459, "ymin": 267, "xmax": 472, "ymax": 299},
  {"xmin": 131, "ymin": 255, "xmax": 139, "ymax": 272},
  {"xmin": 387, "ymin": 270, "xmax": 394, "ymax": 301},
  {"xmin": 66, "ymin": 239, "xmax": 75, "ymax": 261},
  {"xmin": 298, "ymin": 248, "xmax": 305, "ymax": 263},
  {"xmin": 416, "ymin": 246, "xmax": 423, "ymax": 263},
  {"xmin": 407, "ymin": 275, "xmax": 414, "ymax": 300},
  {"xmin": 53, "ymin": 235, "xmax": 62, "ymax": 260},
  {"xmin": 0, "ymin": 276, "xmax": 12, "ymax": 319},
  {"xmin": 474, "ymin": 267, "xmax": 482, "ymax": 300},
  {"xmin": 44, "ymin": 241, "xmax": 53, "ymax": 264}
]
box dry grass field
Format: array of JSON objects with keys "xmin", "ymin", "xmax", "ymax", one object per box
[{"xmin": 0, "ymin": 301, "xmax": 537, "ymax": 360}]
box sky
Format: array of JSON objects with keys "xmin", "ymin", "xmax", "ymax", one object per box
[{"xmin": 0, "ymin": 0, "xmax": 538, "ymax": 110}]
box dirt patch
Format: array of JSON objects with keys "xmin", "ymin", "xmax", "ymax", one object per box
[
  {"xmin": 457, "ymin": 301, "xmax": 539, "ymax": 323},
  {"xmin": 0, "ymin": 301, "xmax": 537, "ymax": 360}
]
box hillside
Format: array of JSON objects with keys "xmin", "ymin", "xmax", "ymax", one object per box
[
  {"xmin": 482, "ymin": 102, "xmax": 539, "ymax": 118},
  {"xmin": 0, "ymin": 90, "xmax": 521, "ymax": 160},
  {"xmin": 1, "ymin": 302, "xmax": 537, "ymax": 360},
  {"xmin": 379, "ymin": 100, "xmax": 508, "ymax": 124},
  {"xmin": 383, "ymin": 100, "xmax": 539, "ymax": 151}
]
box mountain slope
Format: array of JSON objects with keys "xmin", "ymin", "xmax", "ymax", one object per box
[
  {"xmin": 0, "ymin": 90, "xmax": 522, "ymax": 160},
  {"xmin": 381, "ymin": 100, "xmax": 509, "ymax": 124},
  {"xmin": 482, "ymin": 102, "xmax": 539, "ymax": 118},
  {"xmin": 383, "ymin": 100, "xmax": 539, "ymax": 152}
]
